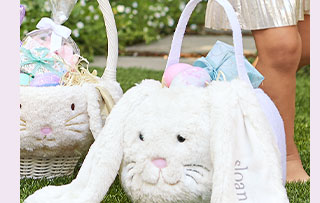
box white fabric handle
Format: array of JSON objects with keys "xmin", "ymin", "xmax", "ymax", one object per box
[
  {"xmin": 36, "ymin": 17, "xmax": 72, "ymax": 52},
  {"xmin": 97, "ymin": 0, "xmax": 119, "ymax": 82},
  {"xmin": 166, "ymin": 0, "xmax": 251, "ymax": 86}
]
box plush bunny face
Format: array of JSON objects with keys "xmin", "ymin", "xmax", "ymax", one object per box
[
  {"xmin": 120, "ymin": 86, "xmax": 213, "ymax": 202},
  {"xmin": 20, "ymin": 85, "xmax": 102, "ymax": 156}
]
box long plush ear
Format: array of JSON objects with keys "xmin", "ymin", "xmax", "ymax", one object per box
[
  {"xmin": 207, "ymin": 81, "xmax": 239, "ymax": 203},
  {"xmin": 24, "ymin": 80, "xmax": 162, "ymax": 203},
  {"xmin": 85, "ymin": 84, "xmax": 116, "ymax": 139},
  {"xmin": 85, "ymin": 84, "xmax": 106, "ymax": 139},
  {"xmin": 208, "ymin": 80, "xmax": 289, "ymax": 203}
]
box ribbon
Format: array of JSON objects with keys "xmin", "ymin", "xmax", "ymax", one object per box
[
  {"xmin": 20, "ymin": 47, "xmax": 62, "ymax": 77},
  {"xmin": 36, "ymin": 17, "xmax": 72, "ymax": 52},
  {"xmin": 194, "ymin": 57, "xmax": 222, "ymax": 81},
  {"xmin": 20, "ymin": 5, "xmax": 25, "ymax": 46},
  {"xmin": 194, "ymin": 41, "xmax": 264, "ymax": 88},
  {"xmin": 20, "ymin": 5, "xmax": 25, "ymax": 26}
]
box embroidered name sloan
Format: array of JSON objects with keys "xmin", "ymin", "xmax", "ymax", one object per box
[{"xmin": 234, "ymin": 160, "xmax": 248, "ymax": 201}]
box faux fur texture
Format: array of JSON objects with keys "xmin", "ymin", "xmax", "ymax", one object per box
[
  {"xmin": 20, "ymin": 82, "xmax": 123, "ymax": 158},
  {"xmin": 25, "ymin": 79, "xmax": 288, "ymax": 203},
  {"xmin": 254, "ymin": 88, "xmax": 287, "ymax": 184},
  {"xmin": 99, "ymin": 80, "xmax": 123, "ymax": 103}
]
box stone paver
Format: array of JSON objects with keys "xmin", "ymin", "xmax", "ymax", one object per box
[
  {"xmin": 91, "ymin": 56, "xmax": 197, "ymax": 70},
  {"xmin": 92, "ymin": 34, "xmax": 257, "ymax": 70},
  {"xmin": 125, "ymin": 34, "xmax": 256, "ymax": 56}
]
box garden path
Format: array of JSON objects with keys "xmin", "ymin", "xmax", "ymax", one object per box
[{"xmin": 91, "ymin": 34, "xmax": 256, "ymax": 70}]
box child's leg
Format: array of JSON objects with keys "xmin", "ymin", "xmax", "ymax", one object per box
[
  {"xmin": 251, "ymin": 26, "xmax": 309, "ymax": 182},
  {"xmin": 298, "ymin": 15, "xmax": 310, "ymax": 69}
]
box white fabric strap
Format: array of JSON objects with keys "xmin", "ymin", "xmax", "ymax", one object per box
[
  {"xmin": 97, "ymin": 0, "xmax": 118, "ymax": 82},
  {"xmin": 166, "ymin": 0, "xmax": 201, "ymax": 69},
  {"xmin": 166, "ymin": 0, "xmax": 252, "ymax": 87},
  {"xmin": 36, "ymin": 17, "xmax": 72, "ymax": 52}
]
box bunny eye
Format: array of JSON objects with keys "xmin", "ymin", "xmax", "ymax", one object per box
[
  {"xmin": 177, "ymin": 135, "xmax": 186, "ymax": 143},
  {"xmin": 71, "ymin": 103, "xmax": 75, "ymax": 111},
  {"xmin": 139, "ymin": 133, "xmax": 144, "ymax": 141},
  {"xmin": 20, "ymin": 104, "xmax": 22, "ymax": 109}
]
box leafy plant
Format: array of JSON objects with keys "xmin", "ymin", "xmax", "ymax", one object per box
[{"xmin": 20, "ymin": 0, "xmax": 207, "ymax": 60}]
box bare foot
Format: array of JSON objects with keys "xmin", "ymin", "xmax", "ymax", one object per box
[{"xmin": 286, "ymin": 155, "xmax": 310, "ymax": 182}]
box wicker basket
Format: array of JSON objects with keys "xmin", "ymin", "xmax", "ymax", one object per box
[
  {"xmin": 20, "ymin": 0, "xmax": 122, "ymax": 179},
  {"xmin": 20, "ymin": 156, "xmax": 80, "ymax": 178}
]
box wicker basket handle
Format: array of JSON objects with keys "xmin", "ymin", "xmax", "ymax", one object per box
[
  {"xmin": 166, "ymin": 0, "xmax": 251, "ymax": 87},
  {"xmin": 96, "ymin": 0, "xmax": 118, "ymax": 82}
]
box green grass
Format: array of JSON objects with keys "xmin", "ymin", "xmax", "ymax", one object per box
[
  {"xmin": 286, "ymin": 67, "xmax": 310, "ymax": 203},
  {"xmin": 20, "ymin": 67, "xmax": 310, "ymax": 202}
]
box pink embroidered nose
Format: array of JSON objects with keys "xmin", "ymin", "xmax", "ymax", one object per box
[
  {"xmin": 152, "ymin": 158, "xmax": 167, "ymax": 168},
  {"xmin": 41, "ymin": 127, "xmax": 52, "ymax": 135}
]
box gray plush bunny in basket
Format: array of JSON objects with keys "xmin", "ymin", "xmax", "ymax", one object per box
[{"xmin": 25, "ymin": 0, "xmax": 289, "ymax": 202}]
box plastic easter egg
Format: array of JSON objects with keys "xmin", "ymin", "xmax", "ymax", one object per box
[
  {"xmin": 170, "ymin": 66, "xmax": 212, "ymax": 87},
  {"xmin": 30, "ymin": 72, "xmax": 61, "ymax": 87},
  {"xmin": 20, "ymin": 73, "xmax": 33, "ymax": 86},
  {"xmin": 163, "ymin": 63, "xmax": 193, "ymax": 87},
  {"xmin": 57, "ymin": 45, "xmax": 79, "ymax": 67}
]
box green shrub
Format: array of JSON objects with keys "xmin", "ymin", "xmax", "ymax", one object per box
[{"xmin": 20, "ymin": 0, "xmax": 207, "ymax": 60}]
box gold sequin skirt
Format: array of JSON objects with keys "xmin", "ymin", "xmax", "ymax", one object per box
[{"xmin": 205, "ymin": 0, "xmax": 310, "ymax": 30}]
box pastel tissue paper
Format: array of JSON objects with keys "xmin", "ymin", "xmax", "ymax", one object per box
[{"xmin": 194, "ymin": 40, "xmax": 264, "ymax": 88}]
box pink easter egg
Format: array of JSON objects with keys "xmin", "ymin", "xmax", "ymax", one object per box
[
  {"xmin": 57, "ymin": 45, "xmax": 75, "ymax": 66},
  {"xmin": 70, "ymin": 54, "xmax": 79, "ymax": 67},
  {"xmin": 170, "ymin": 66, "xmax": 212, "ymax": 87},
  {"xmin": 163, "ymin": 63, "xmax": 193, "ymax": 87}
]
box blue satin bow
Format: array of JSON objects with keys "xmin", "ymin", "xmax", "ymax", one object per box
[
  {"xmin": 194, "ymin": 55, "xmax": 228, "ymax": 81},
  {"xmin": 193, "ymin": 41, "xmax": 264, "ymax": 88}
]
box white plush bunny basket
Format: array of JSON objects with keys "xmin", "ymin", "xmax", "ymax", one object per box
[
  {"xmin": 20, "ymin": 0, "xmax": 123, "ymax": 179},
  {"xmin": 25, "ymin": 0, "xmax": 289, "ymax": 202},
  {"xmin": 165, "ymin": 0, "xmax": 287, "ymax": 182}
]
